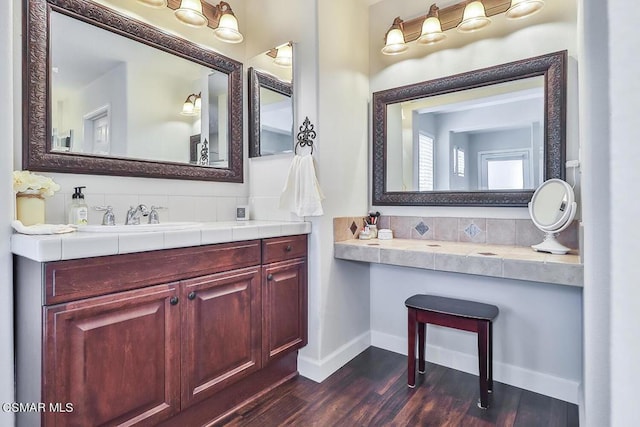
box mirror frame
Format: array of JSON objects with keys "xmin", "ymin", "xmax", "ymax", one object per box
[
  {"xmin": 248, "ymin": 67, "xmax": 293, "ymax": 158},
  {"xmin": 24, "ymin": 0, "xmax": 244, "ymax": 182},
  {"xmin": 372, "ymin": 50, "xmax": 567, "ymax": 207}
]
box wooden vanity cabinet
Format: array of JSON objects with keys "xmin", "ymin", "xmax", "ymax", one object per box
[{"xmin": 15, "ymin": 236, "xmax": 308, "ymax": 427}]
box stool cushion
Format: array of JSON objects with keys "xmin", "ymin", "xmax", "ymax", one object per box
[{"xmin": 405, "ymin": 294, "xmax": 499, "ymax": 321}]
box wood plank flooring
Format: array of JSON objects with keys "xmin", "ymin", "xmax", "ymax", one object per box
[{"xmin": 219, "ymin": 347, "xmax": 579, "ymax": 427}]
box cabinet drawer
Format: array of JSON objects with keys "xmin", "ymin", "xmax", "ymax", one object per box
[
  {"xmin": 45, "ymin": 240, "xmax": 261, "ymax": 305},
  {"xmin": 262, "ymin": 235, "xmax": 307, "ymax": 264}
]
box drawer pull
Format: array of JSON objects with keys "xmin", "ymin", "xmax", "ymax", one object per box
[
  {"xmin": 170, "ymin": 296, "xmax": 179, "ymax": 305},
  {"xmin": 267, "ymin": 274, "xmax": 274, "ymax": 281},
  {"xmin": 285, "ymin": 245, "xmax": 292, "ymax": 252},
  {"xmin": 188, "ymin": 291, "xmax": 196, "ymax": 300}
]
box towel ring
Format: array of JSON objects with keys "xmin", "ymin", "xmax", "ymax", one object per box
[{"xmin": 295, "ymin": 116, "xmax": 316, "ymax": 154}]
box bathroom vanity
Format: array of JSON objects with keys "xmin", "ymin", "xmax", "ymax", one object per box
[{"xmin": 12, "ymin": 221, "xmax": 310, "ymax": 426}]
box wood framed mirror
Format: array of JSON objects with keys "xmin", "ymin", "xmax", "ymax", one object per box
[
  {"xmin": 372, "ymin": 50, "xmax": 567, "ymax": 206},
  {"xmin": 23, "ymin": 0, "xmax": 244, "ymax": 182}
]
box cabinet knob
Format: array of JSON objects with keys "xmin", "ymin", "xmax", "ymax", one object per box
[
  {"xmin": 285, "ymin": 245, "xmax": 292, "ymax": 252},
  {"xmin": 267, "ymin": 274, "xmax": 274, "ymax": 281},
  {"xmin": 188, "ymin": 291, "xmax": 196, "ymax": 300},
  {"xmin": 170, "ymin": 296, "xmax": 179, "ymax": 305}
]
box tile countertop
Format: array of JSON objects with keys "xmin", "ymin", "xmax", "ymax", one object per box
[
  {"xmin": 12, "ymin": 221, "xmax": 311, "ymax": 263},
  {"xmin": 334, "ymin": 238, "xmax": 583, "ymax": 288}
]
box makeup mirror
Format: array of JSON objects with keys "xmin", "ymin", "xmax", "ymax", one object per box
[{"xmin": 528, "ymin": 178, "xmax": 576, "ymax": 254}]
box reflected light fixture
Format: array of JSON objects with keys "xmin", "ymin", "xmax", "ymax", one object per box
[
  {"xmin": 180, "ymin": 93, "xmax": 201, "ymax": 116},
  {"xmin": 175, "ymin": 0, "xmax": 208, "ymax": 27},
  {"xmin": 506, "ymin": 0, "xmax": 545, "ymax": 19},
  {"xmin": 274, "ymin": 43, "xmax": 293, "ymax": 67},
  {"xmin": 418, "ymin": 4, "xmax": 446, "ymax": 45},
  {"xmin": 457, "ymin": 1, "xmax": 491, "ymax": 33},
  {"xmin": 137, "ymin": 0, "xmax": 167, "ymax": 7},
  {"xmin": 381, "ymin": 17, "xmax": 408, "ymax": 55}
]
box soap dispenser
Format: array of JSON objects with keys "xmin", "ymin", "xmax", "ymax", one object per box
[{"xmin": 68, "ymin": 186, "xmax": 88, "ymax": 225}]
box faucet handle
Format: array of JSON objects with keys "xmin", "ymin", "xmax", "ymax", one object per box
[
  {"xmin": 148, "ymin": 206, "xmax": 167, "ymax": 224},
  {"xmin": 94, "ymin": 206, "xmax": 116, "ymax": 226}
]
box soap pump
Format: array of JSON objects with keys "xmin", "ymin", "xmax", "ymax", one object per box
[{"xmin": 68, "ymin": 186, "xmax": 88, "ymax": 225}]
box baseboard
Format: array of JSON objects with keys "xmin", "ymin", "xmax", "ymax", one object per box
[
  {"xmin": 298, "ymin": 331, "xmax": 371, "ymax": 383},
  {"xmin": 370, "ymin": 330, "xmax": 580, "ymax": 404}
]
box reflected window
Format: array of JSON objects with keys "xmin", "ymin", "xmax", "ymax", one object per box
[
  {"xmin": 480, "ymin": 150, "xmax": 531, "ymax": 190},
  {"xmin": 418, "ymin": 133, "xmax": 434, "ymax": 191},
  {"xmin": 453, "ymin": 146, "xmax": 465, "ymax": 177}
]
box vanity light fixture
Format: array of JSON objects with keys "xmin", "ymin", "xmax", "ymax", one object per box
[
  {"xmin": 180, "ymin": 92, "xmax": 201, "ymax": 116},
  {"xmin": 506, "ymin": 0, "xmax": 545, "ymax": 19},
  {"xmin": 381, "ymin": 0, "xmax": 543, "ymax": 56},
  {"xmin": 137, "ymin": 0, "xmax": 167, "ymax": 7},
  {"xmin": 174, "ymin": 0, "xmax": 208, "ymax": 27},
  {"xmin": 457, "ymin": 1, "xmax": 491, "ymax": 33},
  {"xmin": 381, "ymin": 17, "xmax": 409, "ymax": 55},
  {"xmin": 138, "ymin": 0, "xmax": 244, "ymax": 43},
  {"xmin": 418, "ymin": 4, "xmax": 446, "ymax": 45},
  {"xmin": 274, "ymin": 43, "xmax": 293, "ymax": 67}
]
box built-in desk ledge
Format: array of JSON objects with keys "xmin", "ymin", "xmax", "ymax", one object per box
[
  {"xmin": 334, "ymin": 239, "xmax": 583, "ymax": 288},
  {"xmin": 11, "ymin": 220, "xmax": 311, "ymax": 262}
]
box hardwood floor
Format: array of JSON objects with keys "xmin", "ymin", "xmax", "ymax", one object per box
[{"xmin": 219, "ymin": 347, "xmax": 579, "ymax": 427}]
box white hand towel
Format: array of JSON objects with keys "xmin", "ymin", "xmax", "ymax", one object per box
[
  {"xmin": 279, "ymin": 154, "xmax": 325, "ymax": 217},
  {"xmin": 11, "ymin": 220, "xmax": 77, "ymax": 235}
]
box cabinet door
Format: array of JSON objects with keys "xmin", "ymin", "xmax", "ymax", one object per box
[
  {"xmin": 44, "ymin": 284, "xmax": 180, "ymax": 427},
  {"xmin": 263, "ymin": 258, "xmax": 308, "ymax": 364},
  {"xmin": 181, "ymin": 267, "xmax": 262, "ymax": 408}
]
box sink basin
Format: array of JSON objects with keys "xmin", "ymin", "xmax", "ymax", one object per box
[{"xmin": 77, "ymin": 222, "xmax": 203, "ymax": 233}]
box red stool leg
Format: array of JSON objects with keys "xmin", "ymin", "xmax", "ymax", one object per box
[
  {"xmin": 418, "ymin": 322, "xmax": 426, "ymax": 373},
  {"xmin": 408, "ymin": 309, "xmax": 417, "ymax": 388},
  {"xmin": 488, "ymin": 321, "xmax": 494, "ymax": 393},
  {"xmin": 477, "ymin": 320, "xmax": 489, "ymax": 409}
]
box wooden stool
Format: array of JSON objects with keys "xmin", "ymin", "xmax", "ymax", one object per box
[{"xmin": 405, "ymin": 294, "xmax": 499, "ymax": 409}]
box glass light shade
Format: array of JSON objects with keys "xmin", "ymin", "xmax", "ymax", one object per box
[
  {"xmin": 506, "ymin": 0, "xmax": 545, "ymax": 19},
  {"xmin": 418, "ymin": 16, "xmax": 446, "ymax": 45},
  {"xmin": 381, "ymin": 28, "xmax": 408, "ymax": 55},
  {"xmin": 137, "ymin": 0, "xmax": 167, "ymax": 7},
  {"xmin": 175, "ymin": 0, "xmax": 208, "ymax": 27},
  {"xmin": 457, "ymin": 1, "xmax": 491, "ymax": 33},
  {"xmin": 194, "ymin": 95, "xmax": 202, "ymax": 112},
  {"xmin": 214, "ymin": 13, "xmax": 243, "ymax": 43},
  {"xmin": 274, "ymin": 44, "xmax": 293, "ymax": 67},
  {"xmin": 181, "ymin": 99, "xmax": 195, "ymax": 116}
]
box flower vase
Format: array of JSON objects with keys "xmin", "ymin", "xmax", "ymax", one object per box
[{"xmin": 16, "ymin": 190, "xmax": 45, "ymax": 226}]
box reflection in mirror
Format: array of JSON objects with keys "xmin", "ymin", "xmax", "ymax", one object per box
[
  {"xmin": 373, "ymin": 51, "xmax": 567, "ymax": 206},
  {"xmin": 529, "ymin": 178, "xmax": 576, "ymax": 254},
  {"xmin": 386, "ymin": 77, "xmax": 544, "ymax": 193},
  {"xmin": 248, "ymin": 42, "xmax": 294, "ymax": 157},
  {"xmin": 50, "ymin": 10, "xmax": 228, "ymax": 168},
  {"xmin": 24, "ymin": 0, "xmax": 243, "ymax": 182}
]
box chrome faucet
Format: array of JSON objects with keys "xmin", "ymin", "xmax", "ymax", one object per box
[{"xmin": 125, "ymin": 204, "xmax": 150, "ymax": 225}]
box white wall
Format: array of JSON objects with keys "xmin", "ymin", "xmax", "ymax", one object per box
[
  {"xmin": 0, "ymin": 0, "xmax": 15, "ymax": 424},
  {"xmin": 608, "ymin": 1, "xmax": 640, "ymax": 425}
]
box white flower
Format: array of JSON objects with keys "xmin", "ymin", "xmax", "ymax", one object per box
[{"xmin": 13, "ymin": 171, "xmax": 60, "ymax": 198}]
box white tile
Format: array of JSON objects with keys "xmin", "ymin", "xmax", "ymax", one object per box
[
  {"xmin": 216, "ymin": 197, "xmax": 238, "ymax": 221},
  {"xmin": 231, "ymin": 224, "xmax": 261, "ymax": 241},
  {"xmin": 281, "ymin": 222, "xmax": 311, "ymax": 235},
  {"xmin": 11, "ymin": 234, "xmax": 62, "ymax": 262},
  {"xmin": 201, "ymin": 227, "xmax": 233, "ymax": 245},
  {"xmin": 259, "ymin": 224, "xmax": 282, "ymax": 238},
  {"xmin": 86, "ymin": 194, "xmax": 107, "ymax": 225},
  {"xmin": 139, "ymin": 194, "xmax": 170, "ymax": 224},
  {"xmin": 163, "ymin": 229, "xmax": 201, "ymax": 249},
  {"xmin": 194, "ymin": 197, "xmax": 218, "ymax": 222},
  {"xmin": 167, "ymin": 196, "xmax": 197, "ymax": 222},
  {"xmin": 118, "ymin": 232, "xmax": 164, "ymax": 254},
  {"xmin": 45, "ymin": 194, "xmax": 66, "ymax": 224},
  {"xmin": 61, "ymin": 234, "xmax": 119, "ymax": 260}
]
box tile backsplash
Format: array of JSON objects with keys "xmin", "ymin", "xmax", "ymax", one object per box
[{"xmin": 334, "ymin": 215, "xmax": 579, "ymax": 250}]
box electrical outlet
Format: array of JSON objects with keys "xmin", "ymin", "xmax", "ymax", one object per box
[{"xmin": 566, "ymin": 160, "xmax": 580, "ymax": 168}]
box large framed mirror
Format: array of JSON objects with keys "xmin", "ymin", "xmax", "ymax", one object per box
[
  {"xmin": 247, "ymin": 42, "xmax": 294, "ymax": 157},
  {"xmin": 372, "ymin": 51, "xmax": 567, "ymax": 206},
  {"xmin": 24, "ymin": 0, "xmax": 243, "ymax": 182}
]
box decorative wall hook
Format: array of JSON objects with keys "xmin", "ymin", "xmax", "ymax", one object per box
[{"xmin": 295, "ymin": 116, "xmax": 316, "ymax": 154}]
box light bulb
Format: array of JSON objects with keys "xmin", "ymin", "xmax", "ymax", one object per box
[
  {"xmin": 175, "ymin": 0, "xmax": 207, "ymax": 27},
  {"xmin": 274, "ymin": 44, "xmax": 293, "ymax": 67},
  {"xmin": 418, "ymin": 16, "xmax": 446, "ymax": 45},
  {"xmin": 137, "ymin": 0, "xmax": 167, "ymax": 7},
  {"xmin": 506, "ymin": 0, "xmax": 545, "ymax": 19},
  {"xmin": 214, "ymin": 13, "xmax": 243, "ymax": 43}
]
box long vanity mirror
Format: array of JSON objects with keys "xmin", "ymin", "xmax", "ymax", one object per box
[
  {"xmin": 247, "ymin": 42, "xmax": 294, "ymax": 157},
  {"xmin": 24, "ymin": 0, "xmax": 243, "ymax": 182},
  {"xmin": 373, "ymin": 51, "xmax": 567, "ymax": 206}
]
